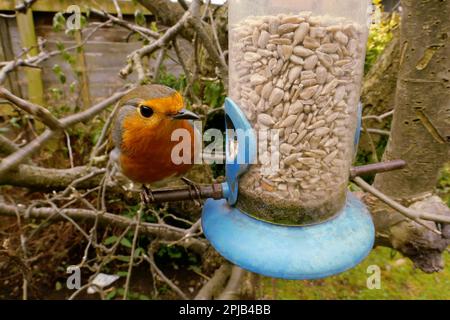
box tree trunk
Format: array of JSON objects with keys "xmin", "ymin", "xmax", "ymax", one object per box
[
  {"xmin": 369, "ymin": 0, "xmax": 450, "ymax": 272},
  {"xmin": 359, "ymin": 28, "xmax": 400, "ymax": 157}
]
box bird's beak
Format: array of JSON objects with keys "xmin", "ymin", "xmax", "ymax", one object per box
[{"xmin": 171, "ymin": 108, "xmax": 200, "ymax": 120}]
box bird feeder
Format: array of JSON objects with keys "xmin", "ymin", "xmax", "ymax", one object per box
[{"xmin": 201, "ymin": 0, "xmax": 376, "ymax": 279}]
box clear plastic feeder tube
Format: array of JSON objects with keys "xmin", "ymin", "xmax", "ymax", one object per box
[{"xmin": 229, "ymin": 0, "xmax": 371, "ymax": 225}]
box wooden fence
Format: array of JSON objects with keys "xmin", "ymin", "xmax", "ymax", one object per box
[{"xmin": 0, "ymin": 0, "xmax": 166, "ymax": 116}]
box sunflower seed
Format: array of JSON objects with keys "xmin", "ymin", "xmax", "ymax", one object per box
[
  {"xmin": 258, "ymin": 114, "xmax": 275, "ymax": 126},
  {"xmin": 293, "ymin": 22, "xmax": 310, "ymax": 45}
]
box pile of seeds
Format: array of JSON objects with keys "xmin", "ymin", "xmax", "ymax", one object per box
[{"xmin": 229, "ymin": 12, "xmax": 367, "ymax": 223}]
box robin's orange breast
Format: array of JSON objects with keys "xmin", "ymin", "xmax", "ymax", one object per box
[{"xmin": 119, "ymin": 119, "xmax": 196, "ymax": 184}]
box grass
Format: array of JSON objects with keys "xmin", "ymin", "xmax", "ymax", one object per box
[{"xmin": 260, "ymin": 247, "xmax": 450, "ymax": 300}]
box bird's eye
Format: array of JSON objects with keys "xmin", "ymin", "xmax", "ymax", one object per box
[{"xmin": 139, "ymin": 105, "xmax": 154, "ymax": 118}]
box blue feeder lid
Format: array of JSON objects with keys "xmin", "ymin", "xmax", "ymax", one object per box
[{"xmin": 202, "ymin": 192, "xmax": 374, "ymax": 280}]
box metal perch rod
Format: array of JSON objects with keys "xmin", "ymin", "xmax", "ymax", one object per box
[{"xmin": 147, "ymin": 160, "xmax": 407, "ymax": 204}]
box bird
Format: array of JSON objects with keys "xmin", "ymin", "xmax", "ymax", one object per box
[{"xmin": 110, "ymin": 84, "xmax": 201, "ymax": 203}]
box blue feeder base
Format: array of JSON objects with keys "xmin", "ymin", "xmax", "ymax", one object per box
[{"xmin": 201, "ymin": 192, "xmax": 375, "ymax": 280}]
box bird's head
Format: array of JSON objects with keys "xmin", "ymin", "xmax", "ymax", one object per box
[{"xmin": 112, "ymin": 84, "xmax": 199, "ymax": 149}]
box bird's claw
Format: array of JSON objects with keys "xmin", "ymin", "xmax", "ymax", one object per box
[{"xmin": 140, "ymin": 185, "xmax": 155, "ymax": 205}]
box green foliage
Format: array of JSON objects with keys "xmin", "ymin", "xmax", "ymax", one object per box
[
  {"xmin": 437, "ymin": 164, "xmax": 450, "ymax": 207},
  {"xmin": 158, "ymin": 70, "xmax": 226, "ymax": 110},
  {"xmin": 157, "ymin": 245, "xmax": 183, "ymax": 259},
  {"xmin": 106, "ymin": 288, "xmax": 150, "ymax": 300},
  {"xmin": 150, "ymin": 21, "xmax": 159, "ymax": 32},
  {"xmin": 134, "ymin": 9, "xmax": 146, "ymax": 26},
  {"xmin": 203, "ymin": 81, "xmax": 226, "ymax": 109},
  {"xmin": 103, "ymin": 236, "xmax": 119, "ymax": 246},
  {"xmin": 365, "ymin": 1, "xmax": 399, "ymax": 73},
  {"xmin": 120, "ymin": 237, "xmax": 133, "ymax": 249},
  {"xmin": 158, "ymin": 71, "xmax": 187, "ymax": 92},
  {"xmin": 52, "ymin": 12, "xmax": 66, "ymax": 32},
  {"xmin": 157, "ymin": 244, "xmax": 199, "ymax": 266},
  {"xmin": 52, "ymin": 64, "xmax": 66, "ymax": 84}
]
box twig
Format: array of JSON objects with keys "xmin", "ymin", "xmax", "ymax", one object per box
[
  {"xmin": 361, "ymin": 128, "xmax": 391, "ymax": 136},
  {"xmin": 111, "ymin": 0, "xmax": 122, "ymax": 20},
  {"xmin": 187, "ymin": 0, "xmax": 228, "ymax": 86},
  {"xmin": 123, "ymin": 203, "xmax": 143, "ymax": 300},
  {"xmin": 68, "ymin": 225, "xmax": 132, "ymax": 300},
  {"xmin": 207, "ymin": 7, "xmax": 225, "ymax": 62},
  {"xmin": 90, "ymin": 100, "xmax": 121, "ymax": 160},
  {"xmin": 9, "ymin": 198, "xmax": 30, "ymax": 300},
  {"xmin": 0, "ymin": 202, "xmax": 208, "ymax": 254},
  {"xmin": 143, "ymin": 251, "xmax": 189, "ymax": 300},
  {"xmin": 362, "ymin": 122, "xmax": 379, "ymax": 163},
  {"xmin": 65, "ymin": 131, "xmax": 74, "ymax": 168},
  {"xmin": 0, "ymin": 135, "xmax": 19, "ymax": 156},
  {"xmin": 177, "ymin": 0, "xmax": 189, "ymax": 11},
  {"xmin": 353, "ymin": 176, "xmax": 449, "ymax": 228},
  {"xmin": 90, "ymin": 8, "xmax": 159, "ymax": 40},
  {"xmin": 153, "ymin": 48, "xmax": 166, "ymax": 81},
  {"xmin": 0, "ymin": 86, "xmax": 63, "ymax": 130},
  {"xmin": 362, "ymin": 110, "xmax": 394, "ymax": 122},
  {"xmin": 0, "ymin": 13, "xmax": 16, "ymax": 18},
  {"xmin": 120, "ymin": 10, "xmax": 191, "ymax": 78},
  {"xmin": 173, "ymin": 38, "xmax": 201, "ymax": 104},
  {"xmin": 0, "ymin": 20, "xmax": 111, "ymax": 85}
]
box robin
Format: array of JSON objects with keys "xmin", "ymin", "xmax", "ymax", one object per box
[{"xmin": 110, "ymin": 84, "xmax": 201, "ymax": 203}]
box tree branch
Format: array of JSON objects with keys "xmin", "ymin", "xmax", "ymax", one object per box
[
  {"xmin": 195, "ymin": 263, "xmax": 231, "ymax": 300},
  {"xmin": 353, "ymin": 176, "xmax": 450, "ymax": 225},
  {"xmin": 0, "ymin": 164, "xmax": 103, "ymax": 190},
  {"xmin": 0, "ymin": 86, "xmax": 63, "ymax": 130},
  {"xmin": 0, "ymin": 89, "xmax": 131, "ymax": 178},
  {"xmin": 0, "ymin": 202, "xmax": 207, "ymax": 254},
  {"xmin": 217, "ymin": 266, "xmax": 246, "ymax": 300},
  {"xmin": 0, "ymin": 135, "xmax": 19, "ymax": 156}
]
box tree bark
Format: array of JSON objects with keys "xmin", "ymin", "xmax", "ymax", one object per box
[
  {"xmin": 359, "ymin": 28, "xmax": 400, "ymax": 156},
  {"xmin": 370, "ymin": 0, "xmax": 450, "ymax": 272},
  {"xmin": 374, "ymin": 0, "xmax": 450, "ymax": 195}
]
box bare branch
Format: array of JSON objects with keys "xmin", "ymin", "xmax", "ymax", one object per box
[
  {"xmin": 187, "ymin": 0, "xmax": 228, "ymax": 86},
  {"xmin": 0, "ymin": 135, "xmax": 19, "ymax": 156},
  {"xmin": 120, "ymin": 10, "xmax": 191, "ymax": 78},
  {"xmin": 123, "ymin": 203, "xmax": 143, "ymax": 300},
  {"xmin": 90, "ymin": 8, "xmax": 159, "ymax": 40},
  {"xmin": 361, "ymin": 128, "xmax": 391, "ymax": 136},
  {"xmin": 362, "ymin": 110, "xmax": 394, "ymax": 122},
  {"xmin": 0, "ymin": 202, "xmax": 208, "ymax": 254},
  {"xmin": 195, "ymin": 263, "xmax": 232, "ymax": 300},
  {"xmin": 0, "ymin": 20, "xmax": 111, "ymax": 85},
  {"xmin": 0, "ymin": 89, "xmax": 131, "ymax": 178},
  {"xmin": 0, "ymin": 164, "xmax": 104, "ymax": 190},
  {"xmin": 353, "ymin": 176, "xmax": 450, "ymax": 225},
  {"xmin": 0, "ymin": 13, "xmax": 16, "ymax": 18},
  {"xmin": 111, "ymin": 0, "xmax": 123, "ymax": 20},
  {"xmin": 0, "ymin": 86, "xmax": 63, "ymax": 130},
  {"xmin": 217, "ymin": 266, "xmax": 246, "ymax": 300},
  {"xmin": 143, "ymin": 251, "xmax": 189, "ymax": 300}
]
